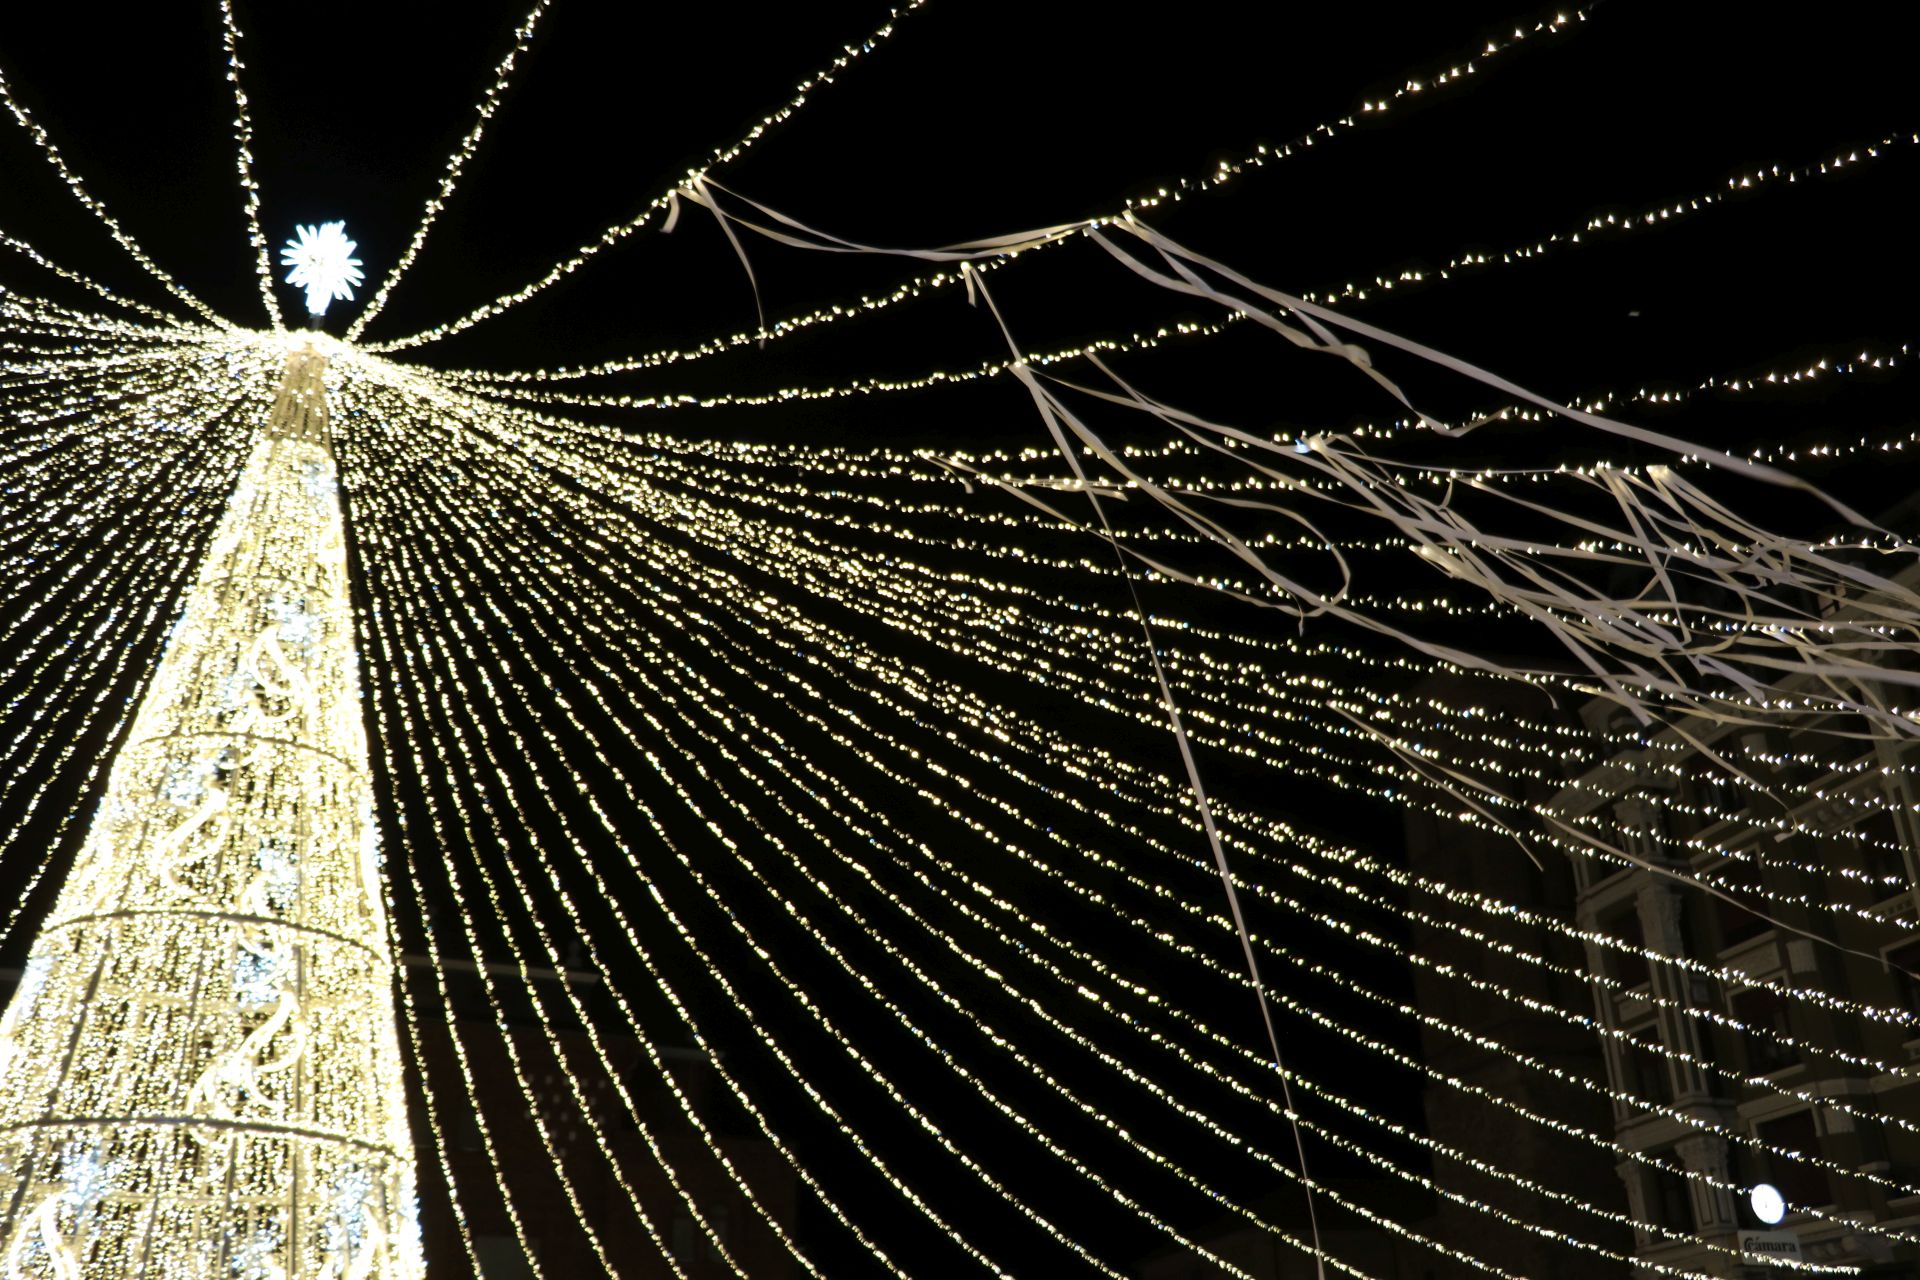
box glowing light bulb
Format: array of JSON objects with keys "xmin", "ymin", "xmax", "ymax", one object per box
[
  {"xmin": 281, "ymin": 221, "xmax": 365, "ymax": 317},
  {"xmin": 1751, "ymin": 1183, "xmax": 1787, "ymax": 1225}
]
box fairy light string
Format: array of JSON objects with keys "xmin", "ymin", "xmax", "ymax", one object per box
[
  {"xmin": 359, "ymin": 399, "xmax": 1107, "ymax": 1278},
  {"xmin": 398, "ymin": 1, "xmax": 1598, "ymax": 370},
  {"xmin": 385, "ymin": 465, "xmax": 1360, "ymax": 1280},
  {"xmin": 0, "ymin": 0, "xmax": 1915, "ymax": 1267},
  {"xmin": 468, "ymin": 393, "xmax": 1920, "ymax": 959},
  {"xmin": 359, "ymin": 0, "xmax": 935, "ymax": 351},
  {"xmin": 0, "ymin": 335, "xmax": 1912, "ymax": 1274},
  {"xmin": 393, "ymin": 337, "xmax": 1920, "ymax": 821},
  {"xmin": 215, "ymin": 0, "xmax": 283, "ymax": 330},
  {"xmin": 0, "ymin": 359, "xmax": 267, "ymax": 924},
  {"xmin": 361, "ymin": 659, "xmax": 555, "ymax": 1280},
  {"xmin": 465, "ymin": 165, "xmax": 1920, "ymax": 768},
  {"xmin": 0, "ymin": 234, "xmax": 198, "ymax": 328},
  {"xmin": 408, "ymin": 404, "xmax": 1920, "ymax": 1005},
  {"xmin": 376, "ymin": 618, "xmax": 684, "ymax": 1280},
  {"xmin": 372, "ymin": 429, "xmax": 1752, "ymax": 1277},
  {"xmin": 349, "ymin": 372, "xmax": 1904, "ymax": 1258},
  {"xmin": 334, "ymin": 370, "xmax": 1904, "ymax": 1274},
  {"xmin": 433, "ymin": 126, "xmax": 1913, "ymax": 405},
  {"xmin": 344, "ymin": 0, "xmax": 556, "ymax": 340},
  {"xmin": 360, "ymin": 383, "xmax": 1251, "ymax": 1274},
  {"xmin": 343, "ymin": 474, "xmax": 960, "ymax": 1280},
  {"xmin": 491, "ymin": 395, "xmax": 1920, "ymax": 1097},
  {"xmin": 346, "ymin": 395, "xmax": 926, "ymax": 1278},
  {"xmin": 405, "ymin": 378, "xmax": 1904, "ymax": 990},
  {"xmin": 0, "ymin": 63, "xmax": 230, "ymax": 326},
  {"xmin": 352, "ymin": 461, "xmax": 776, "ymax": 1280},
  {"xmin": 337, "ymin": 389, "xmax": 918, "ymax": 1277}
]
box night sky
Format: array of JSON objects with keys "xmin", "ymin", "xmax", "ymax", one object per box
[{"xmin": 0, "ymin": 2, "xmax": 1916, "ymax": 1275}]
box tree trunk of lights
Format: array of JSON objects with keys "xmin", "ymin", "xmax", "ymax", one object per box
[{"xmin": 0, "ymin": 348, "xmax": 424, "ymax": 1280}]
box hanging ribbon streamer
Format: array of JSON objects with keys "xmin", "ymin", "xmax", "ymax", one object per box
[{"xmin": 967, "ymin": 265, "xmax": 1331, "ymax": 1280}]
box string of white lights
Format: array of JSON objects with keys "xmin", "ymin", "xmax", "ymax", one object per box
[
  {"xmin": 354, "ymin": 386, "xmax": 1104, "ymax": 1278},
  {"xmin": 484, "ymin": 161, "xmax": 1920, "ymax": 770},
  {"xmin": 397, "ymin": 337, "xmax": 1896, "ymax": 1258},
  {"xmin": 353, "ymin": 624, "xmax": 556, "ymax": 1280},
  {"xmin": 372, "ymin": 619, "xmax": 686, "ymax": 1280},
  {"xmin": 445, "ymin": 397, "xmax": 1920, "ymax": 1189},
  {"xmin": 389, "ymin": 957, "xmax": 489, "ymax": 1280},
  {"xmin": 2, "ymin": 329, "xmax": 1901, "ymax": 1273},
  {"xmin": 408, "ymin": 378, "xmax": 1482, "ymax": 1274},
  {"xmin": 353, "ymin": 376, "xmax": 1912, "ymax": 1266},
  {"xmin": 0, "ymin": 361, "xmax": 266, "ymax": 938},
  {"xmin": 0, "ymin": 0, "xmax": 1913, "ymax": 1269},
  {"xmin": 357, "ymin": 376, "xmax": 1889, "ymax": 1258},
  {"xmin": 344, "ymin": 391, "xmax": 952, "ymax": 1280},
  {"xmin": 411, "ymin": 2, "xmax": 1596, "ymax": 376},
  {"xmin": 359, "ymin": 0, "xmax": 934, "ymax": 351},
  {"xmin": 405, "ymin": 368, "xmax": 1889, "ymax": 982},
  {"xmin": 374, "ymin": 445, "xmax": 1405, "ymax": 1280},
  {"xmin": 397, "ymin": 330, "xmax": 1920, "ymax": 859},
  {"xmin": 352, "ymin": 433, "xmax": 829, "ymax": 1278},
  {"xmin": 457, "ymin": 326, "xmax": 1909, "ymax": 532},
  {"xmin": 383, "ymin": 445, "xmax": 1754, "ymax": 1277},
  {"xmin": 358, "ymin": 520, "xmax": 823, "ymax": 1280},
  {"xmin": 0, "ymin": 232, "xmax": 204, "ymax": 329},
  {"xmin": 0, "ymin": 312, "xmax": 200, "ymax": 363},
  {"xmin": 0, "ymin": 64, "xmax": 230, "ymax": 326},
  {"xmin": 344, "ymin": 0, "xmax": 555, "ymax": 339},
  {"xmin": 611, "ymin": 643, "xmax": 1858, "ymax": 1274},
  {"xmin": 445, "ymin": 315, "xmax": 1244, "ymax": 413},
  {"xmin": 336, "ymin": 381, "xmax": 931, "ymax": 1278},
  {"xmin": 416, "ymin": 483, "xmax": 1889, "ymax": 1028},
  {"xmin": 215, "ymin": 0, "xmax": 283, "ymax": 330},
  {"xmin": 468, "ymin": 395, "xmax": 1920, "ymax": 942},
  {"xmin": 437, "ymin": 127, "xmax": 1913, "ymax": 408},
  {"xmin": 1293, "ymin": 130, "xmax": 1920, "ymax": 309}
]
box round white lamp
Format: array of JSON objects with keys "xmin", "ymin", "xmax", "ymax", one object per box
[{"xmin": 1749, "ymin": 1182, "xmax": 1787, "ymax": 1226}]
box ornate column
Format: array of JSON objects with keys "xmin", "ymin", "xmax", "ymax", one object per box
[
  {"xmin": 0, "ymin": 347, "xmax": 423, "ymax": 1280},
  {"xmin": 1674, "ymin": 1133, "xmax": 1739, "ymax": 1237}
]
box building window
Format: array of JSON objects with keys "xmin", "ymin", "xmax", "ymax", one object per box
[
  {"xmin": 1851, "ymin": 803, "xmax": 1910, "ymax": 896},
  {"xmin": 1886, "ymin": 937, "xmax": 1920, "ymax": 1024},
  {"xmin": 1604, "ymin": 907, "xmax": 1651, "ymax": 989},
  {"xmin": 1685, "ymin": 757, "xmax": 1744, "ymax": 825},
  {"xmin": 1705, "ymin": 855, "xmax": 1770, "ymax": 948},
  {"xmin": 1729, "ymin": 985, "xmax": 1798, "ymax": 1075},
  {"xmin": 1615, "ymin": 1021, "xmax": 1672, "ymax": 1111},
  {"xmin": 1754, "ymin": 1109, "xmax": 1829, "ymax": 1212},
  {"xmin": 1645, "ymin": 1158, "xmax": 1695, "ymax": 1235}
]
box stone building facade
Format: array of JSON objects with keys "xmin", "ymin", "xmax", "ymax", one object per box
[{"xmin": 1552, "ymin": 698, "xmax": 1920, "ymax": 1277}]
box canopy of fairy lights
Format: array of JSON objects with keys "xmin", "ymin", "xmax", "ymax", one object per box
[{"xmin": 0, "ymin": 3, "xmax": 1915, "ymax": 1278}]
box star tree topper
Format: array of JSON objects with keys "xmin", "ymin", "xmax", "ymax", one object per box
[{"xmin": 280, "ymin": 222, "xmax": 365, "ymax": 319}]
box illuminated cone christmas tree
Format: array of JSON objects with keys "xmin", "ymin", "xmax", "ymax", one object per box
[{"xmin": 0, "ymin": 230, "xmax": 422, "ymax": 1280}]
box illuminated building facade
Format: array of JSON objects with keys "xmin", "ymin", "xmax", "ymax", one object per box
[{"xmin": 0, "ymin": 349, "xmax": 423, "ymax": 1279}]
